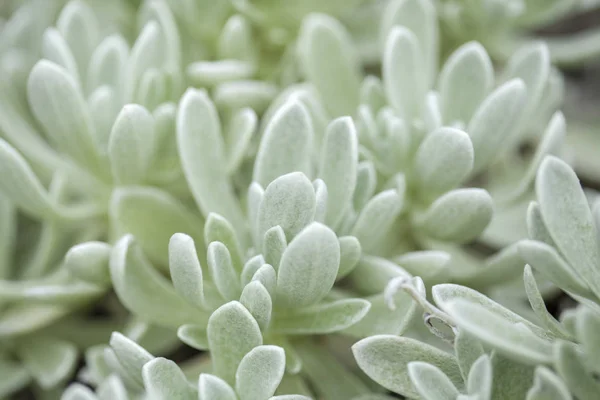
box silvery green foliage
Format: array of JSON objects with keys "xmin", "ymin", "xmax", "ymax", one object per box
[
  {"xmin": 354, "ymin": 156, "xmax": 600, "ymax": 400},
  {"xmin": 430, "ymin": 0, "xmax": 600, "ymax": 66},
  {"xmin": 297, "ymin": 0, "xmax": 565, "ymax": 293},
  {"xmin": 63, "ymin": 313, "xmax": 310, "ymax": 400}
]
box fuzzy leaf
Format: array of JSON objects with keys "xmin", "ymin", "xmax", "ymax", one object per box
[
  {"xmin": 108, "ymin": 104, "xmax": 155, "ymax": 185},
  {"xmin": 199, "ymin": 374, "xmax": 237, "ymax": 400},
  {"xmin": 313, "ymin": 178, "xmax": 328, "ymax": 224},
  {"xmin": 407, "ymin": 361, "xmax": 459, "ymax": 400},
  {"xmin": 263, "ymin": 225, "xmax": 287, "ymax": 270},
  {"xmin": 383, "ymin": 27, "xmax": 425, "ymax": 119},
  {"xmin": 276, "ymin": 223, "xmax": 340, "ymax": 308},
  {"xmin": 241, "ymin": 255, "xmax": 266, "ymax": 287},
  {"xmin": 518, "ymin": 240, "xmax": 590, "ymax": 297},
  {"xmin": 207, "ymin": 301, "xmax": 263, "ymax": 384},
  {"xmin": 337, "ymin": 236, "xmax": 362, "ymax": 280},
  {"xmin": 444, "ymin": 299, "xmax": 553, "ymax": 364},
  {"xmin": 526, "ymin": 202, "xmax": 556, "ymax": 247},
  {"xmin": 27, "ymin": 60, "xmax": 101, "ymax": 175},
  {"xmin": 353, "ymin": 161, "xmax": 377, "ymax": 211},
  {"xmin": 64, "ymin": 241, "xmax": 111, "ymax": 286},
  {"xmin": 439, "ymin": 42, "xmax": 493, "ymax": 124},
  {"xmin": 207, "ymin": 242, "xmax": 240, "ymax": 301},
  {"xmin": 353, "ymin": 335, "xmax": 462, "ymax": 398},
  {"xmin": 169, "ymin": 233, "xmax": 205, "ymax": 308},
  {"xmin": 251, "ymin": 264, "xmax": 277, "ymax": 297},
  {"xmin": 351, "ymin": 189, "xmax": 402, "ymax": 253},
  {"xmin": 142, "ymin": 358, "xmax": 196, "ymax": 400},
  {"xmin": 318, "ymin": 117, "xmax": 358, "ymax": 228},
  {"xmin": 253, "ymin": 101, "xmax": 313, "ymax": 187},
  {"xmin": 257, "ymin": 172, "xmax": 316, "ymax": 245},
  {"xmin": 414, "ymin": 189, "xmax": 493, "ymax": 243},
  {"xmin": 527, "ymin": 366, "xmax": 572, "ymax": 400},
  {"xmin": 554, "ymin": 341, "xmax": 600, "ymax": 400},
  {"xmin": 226, "ymin": 107, "xmax": 256, "ymax": 175},
  {"xmin": 490, "ymin": 353, "xmax": 534, "ymax": 400},
  {"xmin": 468, "ymin": 79, "xmax": 527, "ymax": 174},
  {"xmin": 0, "ymin": 138, "xmax": 56, "ymax": 218},
  {"xmin": 110, "ymin": 235, "xmax": 207, "ymax": 328},
  {"xmin": 272, "ymin": 298, "xmax": 370, "ymax": 334},
  {"xmin": 205, "ymin": 213, "xmax": 243, "ymax": 272},
  {"xmin": 177, "ymin": 324, "xmax": 208, "ymax": 351},
  {"xmin": 467, "ymin": 355, "xmax": 492, "ymax": 399},
  {"xmin": 240, "ymin": 281, "xmax": 272, "ymax": 332},
  {"xmin": 236, "ymin": 346, "xmax": 286, "ymax": 400},
  {"xmin": 298, "ymin": 14, "xmax": 361, "ymax": 116},
  {"xmin": 111, "ymin": 187, "xmax": 205, "ymax": 268},
  {"xmin": 17, "ymin": 336, "xmax": 77, "ymax": 388},
  {"xmin": 536, "ymin": 156, "xmax": 600, "ymax": 297},
  {"xmin": 177, "ymin": 89, "xmax": 246, "ymax": 233},
  {"xmin": 413, "ymin": 127, "xmax": 474, "ymax": 198},
  {"xmin": 523, "ymin": 265, "xmax": 572, "ymax": 339},
  {"xmin": 454, "ymin": 330, "xmax": 484, "ymax": 383},
  {"xmin": 109, "ymin": 332, "xmax": 153, "ymax": 388},
  {"xmin": 87, "ymin": 34, "xmax": 128, "ymax": 95},
  {"xmin": 381, "ymin": 0, "xmax": 438, "ymax": 87}
]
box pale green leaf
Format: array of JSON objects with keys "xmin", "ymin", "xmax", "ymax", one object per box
[
  {"xmin": 226, "ymin": 107, "xmax": 256, "ymax": 175},
  {"xmin": 240, "ymin": 281, "xmax": 272, "ymax": 332},
  {"xmin": 554, "ymin": 341, "xmax": 600, "ymax": 400},
  {"xmin": 207, "ymin": 301, "xmax": 263, "ymax": 384},
  {"xmin": 518, "ymin": 240, "xmax": 590, "ymax": 297},
  {"xmin": 351, "ymin": 189, "xmax": 402, "ymax": 253},
  {"xmin": 251, "ymin": 264, "xmax": 277, "ymax": 297},
  {"xmin": 444, "ymin": 299, "xmax": 553, "ymax": 364},
  {"xmin": 241, "ymin": 255, "xmax": 266, "ymax": 287},
  {"xmin": 337, "ymin": 236, "xmax": 362, "ymax": 280},
  {"xmin": 169, "ymin": 233, "xmax": 205, "ymax": 308},
  {"xmin": 16, "ymin": 336, "xmax": 77, "ymax": 388},
  {"xmin": 383, "ymin": 27, "xmax": 425, "ymax": 119},
  {"xmin": 41, "ymin": 28, "xmax": 79, "ymax": 82},
  {"xmin": 177, "ymin": 324, "xmax": 208, "ymax": 351},
  {"xmin": 56, "ymin": 0, "xmax": 99, "ymax": 80},
  {"xmin": 526, "ymin": 202, "xmax": 556, "ymax": 247},
  {"xmin": 205, "ymin": 213, "xmax": 243, "ymax": 273},
  {"xmin": 352, "ymin": 335, "xmax": 463, "ymax": 398},
  {"xmin": 490, "ymin": 353, "xmax": 534, "ymax": 400},
  {"xmin": 276, "ymin": 222, "xmax": 340, "ymax": 308},
  {"xmin": 27, "ymin": 60, "xmax": 102, "ymax": 175},
  {"xmin": 439, "ymin": 42, "xmax": 493, "ymax": 124},
  {"xmin": 523, "ymin": 265, "xmax": 572, "ymax": 339},
  {"xmin": 318, "ymin": 116, "xmax": 358, "ymax": 228},
  {"xmin": 407, "ymin": 361, "xmax": 459, "ymax": 400},
  {"xmin": 298, "ymin": 13, "xmax": 361, "ymax": 116},
  {"xmin": 536, "ymin": 156, "xmax": 600, "ymax": 297},
  {"xmin": 467, "ymin": 79, "xmax": 527, "ymax": 174},
  {"xmin": 381, "ymin": 0, "xmax": 438, "ymax": 87},
  {"xmin": 86, "ymin": 34, "xmax": 128, "ymax": 96},
  {"xmin": 236, "ymin": 345, "xmax": 285, "ymax": 400},
  {"xmin": 313, "ymin": 178, "xmax": 328, "ymax": 223},
  {"xmin": 177, "ymin": 88, "xmax": 246, "ymax": 234},
  {"xmin": 187, "ymin": 60, "xmax": 255, "ymax": 86},
  {"xmin": 108, "ymin": 104, "xmax": 155, "ymax": 185},
  {"xmin": 413, "ymin": 127, "xmax": 474, "ymax": 198},
  {"xmin": 253, "ymin": 100, "xmax": 313, "ymax": 187},
  {"xmin": 142, "ymin": 358, "xmax": 196, "ymax": 400},
  {"xmin": 263, "ymin": 225, "xmax": 287, "ymax": 271},
  {"xmin": 454, "ymin": 330, "xmax": 484, "ymax": 383},
  {"xmin": 109, "ymin": 332, "xmax": 153, "ymax": 388},
  {"xmin": 64, "ymin": 241, "xmax": 111, "ymax": 286},
  {"xmin": 207, "ymin": 241, "xmax": 240, "ymax": 301},
  {"xmin": 353, "ymin": 161, "xmax": 377, "ymax": 212},
  {"xmin": 111, "ymin": 186, "xmax": 205, "ymax": 269},
  {"xmin": 394, "ymin": 251, "xmax": 450, "ymax": 280},
  {"xmin": 0, "ymin": 138, "xmax": 56, "ymax": 218},
  {"xmin": 199, "ymin": 374, "xmax": 237, "ymax": 400},
  {"xmin": 110, "ymin": 235, "xmax": 207, "ymax": 328},
  {"xmin": 527, "ymin": 366, "xmax": 572, "ymax": 400},
  {"xmin": 414, "ymin": 188, "xmax": 493, "ymax": 243},
  {"xmin": 272, "ymin": 298, "xmax": 370, "ymax": 334},
  {"xmin": 467, "ymin": 355, "xmax": 492, "ymax": 400}
]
